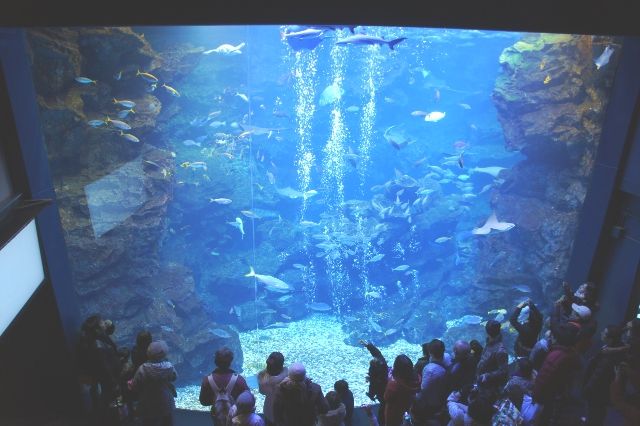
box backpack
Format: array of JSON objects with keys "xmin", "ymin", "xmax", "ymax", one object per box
[{"xmin": 207, "ymin": 373, "xmax": 239, "ymax": 426}]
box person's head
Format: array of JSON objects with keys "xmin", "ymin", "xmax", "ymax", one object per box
[
  {"xmin": 103, "ymin": 319, "xmax": 115, "ymax": 336},
  {"xmin": 602, "ymin": 324, "xmax": 624, "ymax": 347},
  {"xmin": 485, "ymin": 319, "xmax": 501, "ymax": 338},
  {"xmin": 136, "ymin": 330, "xmax": 152, "ymax": 349},
  {"xmin": 147, "ymin": 340, "xmax": 169, "ymax": 362},
  {"xmin": 288, "ymin": 362, "xmax": 306, "ymax": 382},
  {"xmin": 453, "ymin": 340, "xmax": 470, "ymax": 361},
  {"xmin": 553, "ymin": 322, "xmax": 580, "ymax": 347},
  {"xmin": 421, "ymin": 342, "xmax": 430, "ymax": 357},
  {"xmin": 214, "ymin": 347, "xmax": 234, "ymax": 369},
  {"xmin": 266, "ymin": 351, "xmax": 285, "ymax": 376},
  {"xmin": 467, "ymin": 389, "xmax": 495, "ymax": 424},
  {"xmin": 334, "ymin": 379, "xmax": 349, "ymax": 395},
  {"xmin": 469, "ymin": 339, "xmax": 483, "ymax": 356},
  {"xmin": 575, "ymin": 282, "xmax": 596, "ymax": 306},
  {"xmin": 325, "ymin": 390, "xmax": 341, "ymax": 410},
  {"xmin": 428, "ymin": 339, "xmax": 445, "ymax": 360},
  {"xmin": 516, "ymin": 357, "xmax": 533, "ymax": 378},
  {"xmin": 235, "ymin": 390, "xmax": 256, "ymax": 414},
  {"xmin": 81, "ymin": 315, "xmax": 103, "ymax": 338},
  {"xmin": 392, "ymin": 354, "xmax": 414, "ymax": 381}
]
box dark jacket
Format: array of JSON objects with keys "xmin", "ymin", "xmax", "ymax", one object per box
[
  {"xmin": 130, "ymin": 361, "xmax": 177, "ymax": 418},
  {"xmin": 529, "ymin": 337, "xmax": 550, "ymax": 371},
  {"xmin": 336, "ymin": 388, "xmax": 354, "ymax": 426},
  {"xmin": 532, "ymin": 344, "xmax": 580, "ymax": 404},
  {"xmin": 509, "ymin": 303, "xmax": 543, "ymax": 357},
  {"xmin": 583, "ymin": 345, "xmax": 625, "ymax": 402},
  {"xmin": 504, "ymin": 374, "xmax": 534, "ymax": 410},
  {"xmin": 476, "ymin": 334, "xmax": 508, "ymax": 389},
  {"xmin": 449, "ymin": 356, "xmax": 477, "ymax": 392},
  {"xmin": 199, "ymin": 368, "xmax": 249, "ymax": 407},
  {"xmin": 273, "ymin": 377, "xmax": 329, "ymax": 426},
  {"xmin": 384, "ymin": 375, "xmax": 419, "ymax": 426},
  {"xmin": 365, "ymin": 342, "xmax": 389, "ymax": 402}
]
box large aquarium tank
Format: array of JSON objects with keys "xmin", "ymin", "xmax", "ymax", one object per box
[{"xmin": 25, "ymin": 26, "xmax": 620, "ymax": 409}]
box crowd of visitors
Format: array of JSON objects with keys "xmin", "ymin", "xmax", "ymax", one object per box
[{"xmin": 77, "ymin": 281, "xmax": 639, "ymax": 425}]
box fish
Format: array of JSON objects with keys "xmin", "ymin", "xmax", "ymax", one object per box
[
  {"xmin": 162, "ymin": 83, "xmax": 181, "ymax": 97},
  {"xmin": 75, "ymin": 76, "xmax": 96, "ymax": 85},
  {"xmin": 319, "ymin": 83, "xmax": 344, "ymax": 106},
  {"xmin": 367, "ymin": 253, "xmax": 385, "ymax": 263},
  {"xmin": 336, "ymin": 34, "xmax": 407, "ymax": 50},
  {"xmin": 117, "ymin": 108, "xmax": 135, "ymax": 119},
  {"xmin": 241, "ymin": 210, "xmax": 261, "ymax": 219},
  {"xmin": 369, "ymin": 318, "xmax": 383, "ymax": 333},
  {"xmin": 113, "ymin": 71, "xmax": 122, "ymax": 81},
  {"xmin": 365, "ymin": 291, "xmax": 382, "ymax": 299},
  {"xmin": 513, "ymin": 284, "xmax": 532, "ymax": 293},
  {"xmin": 434, "ymin": 236, "xmax": 452, "ymax": 243},
  {"xmin": 458, "ymin": 152, "xmax": 465, "ymax": 169},
  {"xmin": 424, "ymin": 111, "xmax": 446, "ymax": 122},
  {"xmin": 346, "ymin": 105, "xmax": 360, "ymax": 112},
  {"xmin": 384, "ymin": 328, "xmax": 398, "ymax": 336},
  {"xmin": 392, "ymin": 265, "xmax": 410, "ymax": 271},
  {"xmin": 87, "ymin": 119, "xmax": 106, "ymax": 128},
  {"xmin": 203, "ymin": 42, "xmax": 246, "ymax": 55},
  {"xmin": 261, "ymin": 309, "xmax": 277, "ymax": 315},
  {"xmin": 472, "ymin": 212, "xmax": 516, "ymax": 235},
  {"xmin": 143, "ymin": 160, "xmax": 161, "ymax": 169},
  {"xmin": 245, "ymin": 266, "xmax": 292, "ymax": 292},
  {"xmin": 488, "ymin": 308, "xmax": 507, "ymax": 315},
  {"xmin": 228, "ymin": 217, "xmax": 245, "ymax": 238},
  {"xmin": 136, "ymin": 69, "xmax": 159, "ymax": 83},
  {"xmin": 459, "ymin": 103, "xmax": 471, "ymax": 109},
  {"xmin": 265, "ymin": 322, "xmax": 288, "ymax": 329},
  {"xmin": 105, "ymin": 117, "xmax": 131, "ymax": 130},
  {"xmin": 113, "ymin": 98, "xmax": 136, "ymax": 108},
  {"xmin": 307, "ymin": 302, "xmax": 332, "ymax": 312},
  {"xmin": 281, "ymin": 28, "xmax": 327, "ymax": 51},
  {"xmin": 160, "ymin": 325, "xmax": 174, "ymax": 333},
  {"xmin": 210, "ymin": 251, "xmax": 220, "ymax": 256},
  {"xmin": 471, "ymin": 166, "xmax": 506, "ymax": 178},
  {"xmin": 209, "ymin": 198, "xmax": 232, "ymax": 204},
  {"xmin": 292, "ymin": 264, "xmax": 306, "ymax": 270},
  {"xmin": 411, "ymin": 110, "xmax": 428, "ymax": 116},
  {"xmin": 182, "ymin": 139, "xmax": 201, "ymax": 147},
  {"xmin": 120, "ymin": 132, "xmax": 140, "ymax": 143},
  {"xmin": 209, "ymin": 328, "xmax": 231, "ymax": 338},
  {"xmin": 543, "ymin": 75, "xmax": 551, "ymax": 84},
  {"xmin": 300, "ymin": 220, "xmax": 320, "ymax": 227},
  {"xmin": 594, "ymin": 45, "xmax": 614, "ymax": 70},
  {"xmin": 236, "ymin": 93, "xmax": 249, "ymax": 102},
  {"xmin": 457, "ymin": 174, "xmax": 470, "ymax": 181}
]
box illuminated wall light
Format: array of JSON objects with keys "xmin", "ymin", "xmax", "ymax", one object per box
[{"xmin": 0, "ymin": 220, "xmax": 45, "ymax": 336}]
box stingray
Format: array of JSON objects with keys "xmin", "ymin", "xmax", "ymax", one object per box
[{"xmin": 472, "ymin": 212, "xmax": 515, "ymax": 235}]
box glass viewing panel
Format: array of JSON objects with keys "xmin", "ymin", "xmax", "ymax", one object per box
[{"xmin": 24, "ymin": 25, "xmax": 622, "ymax": 409}]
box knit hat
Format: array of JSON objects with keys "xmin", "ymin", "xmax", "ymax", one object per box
[
  {"xmin": 235, "ymin": 390, "xmax": 255, "ymax": 414},
  {"xmin": 571, "ymin": 303, "xmax": 591, "ymax": 320},
  {"xmin": 288, "ymin": 362, "xmax": 306, "ymax": 382},
  {"xmin": 147, "ymin": 340, "xmax": 169, "ymax": 361}
]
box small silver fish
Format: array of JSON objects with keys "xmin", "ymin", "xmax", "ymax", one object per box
[
  {"xmin": 113, "ymin": 98, "xmax": 136, "ymax": 108},
  {"xmin": 75, "ymin": 76, "xmax": 96, "ymax": 85},
  {"xmin": 594, "ymin": 45, "xmax": 614, "ymax": 70}
]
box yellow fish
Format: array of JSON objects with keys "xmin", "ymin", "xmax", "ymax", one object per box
[
  {"xmin": 136, "ymin": 70, "xmax": 159, "ymax": 83},
  {"xmin": 162, "ymin": 83, "xmax": 181, "ymax": 97},
  {"xmin": 180, "ymin": 161, "xmax": 191, "ymax": 168},
  {"xmin": 539, "ymin": 58, "xmax": 546, "ymax": 70},
  {"xmin": 543, "ymin": 75, "xmax": 551, "ymax": 84}
]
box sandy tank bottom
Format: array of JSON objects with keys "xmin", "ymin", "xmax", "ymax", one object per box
[{"xmin": 176, "ymin": 313, "xmax": 423, "ymax": 412}]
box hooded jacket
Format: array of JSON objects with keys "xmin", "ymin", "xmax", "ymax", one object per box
[
  {"xmin": 257, "ymin": 367, "xmax": 288, "ymax": 423},
  {"xmin": 273, "ymin": 377, "xmax": 329, "ymax": 426},
  {"xmin": 130, "ymin": 360, "xmax": 177, "ymax": 418}
]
